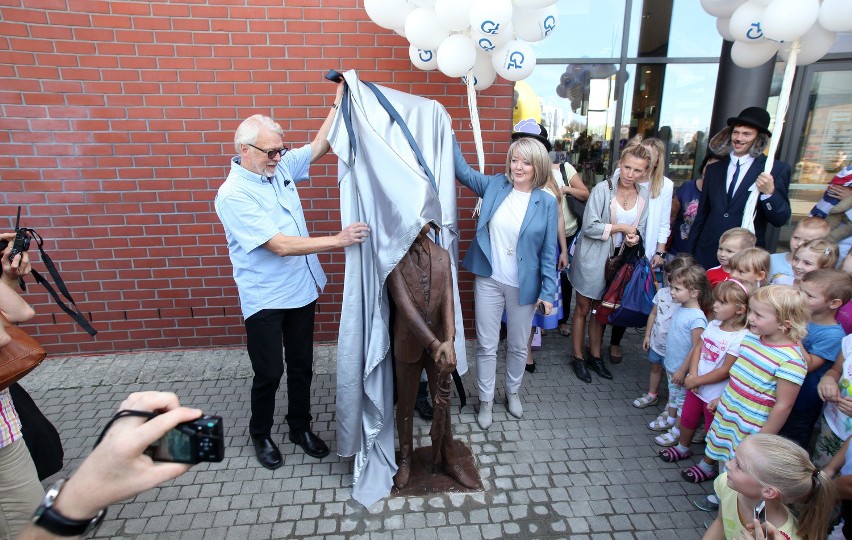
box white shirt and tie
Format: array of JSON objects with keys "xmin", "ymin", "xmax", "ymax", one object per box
[{"xmin": 726, "ymin": 152, "xmax": 771, "ymax": 203}]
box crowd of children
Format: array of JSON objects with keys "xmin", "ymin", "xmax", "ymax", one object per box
[{"xmin": 626, "ymin": 218, "xmax": 852, "ymax": 539}]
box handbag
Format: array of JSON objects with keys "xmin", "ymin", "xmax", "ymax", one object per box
[
  {"xmin": 559, "ymin": 162, "xmax": 586, "ymax": 223},
  {"xmin": 604, "ymin": 236, "xmax": 644, "ymax": 284},
  {"xmin": 595, "ymin": 261, "xmax": 636, "ymax": 325},
  {"xmin": 9, "ymin": 383, "xmax": 63, "ymax": 480},
  {"xmin": 0, "ymin": 313, "xmax": 46, "ymax": 390},
  {"xmin": 608, "ymin": 257, "xmax": 659, "ymax": 328}
]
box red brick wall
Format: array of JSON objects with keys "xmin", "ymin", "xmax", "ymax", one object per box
[{"xmin": 0, "ymin": 0, "xmax": 514, "ymax": 355}]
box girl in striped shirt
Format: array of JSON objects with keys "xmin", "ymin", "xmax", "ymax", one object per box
[{"xmin": 680, "ymin": 285, "xmax": 809, "ymax": 483}]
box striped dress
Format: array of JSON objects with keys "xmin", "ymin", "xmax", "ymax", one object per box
[{"xmin": 705, "ymin": 334, "xmax": 806, "ymax": 463}]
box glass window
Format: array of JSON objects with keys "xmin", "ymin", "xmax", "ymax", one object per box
[
  {"xmin": 618, "ymin": 63, "xmax": 719, "ymax": 184},
  {"xmin": 522, "ymin": 63, "xmax": 620, "ymax": 187},
  {"xmin": 627, "ymin": 0, "xmax": 721, "ymax": 58},
  {"xmin": 533, "ymin": 0, "xmax": 626, "ymax": 59},
  {"xmin": 780, "ymin": 67, "xmax": 852, "ymax": 253}
]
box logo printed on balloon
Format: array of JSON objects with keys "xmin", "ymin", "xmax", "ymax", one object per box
[
  {"xmin": 746, "ymin": 23, "xmax": 763, "ymax": 40},
  {"xmin": 478, "ymin": 37, "xmax": 495, "ymax": 51},
  {"xmin": 507, "ymin": 51, "xmax": 525, "ymax": 70},
  {"xmin": 480, "ymin": 21, "xmax": 500, "ymax": 34},
  {"xmin": 543, "ymin": 15, "xmax": 556, "ymax": 36},
  {"xmin": 418, "ymin": 50, "xmax": 434, "ymax": 62}
]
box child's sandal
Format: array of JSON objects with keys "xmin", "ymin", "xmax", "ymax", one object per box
[
  {"xmin": 681, "ymin": 464, "xmax": 718, "ymax": 483},
  {"xmin": 659, "ymin": 446, "xmax": 692, "ymax": 462},
  {"xmin": 648, "ymin": 412, "xmax": 671, "ymax": 431},
  {"xmin": 654, "ymin": 430, "xmax": 680, "ymax": 447},
  {"xmin": 632, "ymin": 393, "xmax": 659, "ymax": 408}
]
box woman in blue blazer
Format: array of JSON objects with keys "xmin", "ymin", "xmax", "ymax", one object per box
[{"xmin": 453, "ymin": 136, "xmax": 558, "ymax": 430}]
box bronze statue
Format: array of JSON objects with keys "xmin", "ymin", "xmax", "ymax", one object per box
[{"xmin": 387, "ymin": 224, "xmax": 479, "ymax": 491}]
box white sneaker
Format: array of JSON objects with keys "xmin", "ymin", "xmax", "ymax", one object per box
[
  {"xmin": 506, "ymin": 392, "xmax": 523, "ymax": 418},
  {"xmin": 477, "ymin": 401, "xmax": 493, "ymax": 429}
]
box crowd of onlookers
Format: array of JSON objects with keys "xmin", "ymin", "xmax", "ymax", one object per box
[{"xmin": 462, "ymin": 105, "xmax": 852, "ymax": 538}]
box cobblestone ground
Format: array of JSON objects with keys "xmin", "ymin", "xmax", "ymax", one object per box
[{"xmin": 25, "ymin": 327, "xmax": 714, "ymax": 539}]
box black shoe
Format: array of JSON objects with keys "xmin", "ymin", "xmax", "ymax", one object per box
[
  {"xmin": 414, "ymin": 397, "xmax": 434, "ymax": 420},
  {"xmin": 251, "ymin": 435, "xmax": 283, "ymax": 470},
  {"xmin": 525, "ymin": 362, "xmax": 536, "ymax": 373},
  {"xmin": 587, "ymin": 356, "xmax": 613, "ymax": 380},
  {"xmin": 571, "ymin": 357, "xmax": 592, "ymax": 383},
  {"xmin": 289, "ymin": 430, "xmax": 330, "ymax": 459}
]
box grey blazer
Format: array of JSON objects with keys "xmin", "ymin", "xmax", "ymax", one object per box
[{"xmin": 568, "ymin": 179, "xmax": 649, "ymax": 300}]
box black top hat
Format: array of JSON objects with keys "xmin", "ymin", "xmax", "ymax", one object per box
[
  {"xmin": 727, "ymin": 106, "xmax": 772, "ymax": 136},
  {"xmin": 511, "ymin": 119, "xmax": 553, "ymax": 152}
]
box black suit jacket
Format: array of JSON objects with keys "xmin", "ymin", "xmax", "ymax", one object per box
[{"xmin": 687, "ymin": 154, "xmax": 791, "ymax": 269}]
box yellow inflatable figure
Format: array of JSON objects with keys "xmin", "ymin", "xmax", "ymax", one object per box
[{"xmin": 513, "ymin": 80, "xmax": 541, "ymax": 127}]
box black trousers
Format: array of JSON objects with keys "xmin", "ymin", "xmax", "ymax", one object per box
[{"xmin": 244, "ymin": 302, "xmax": 315, "ymax": 437}]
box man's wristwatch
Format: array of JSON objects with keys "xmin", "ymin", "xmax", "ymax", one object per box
[
  {"xmin": 655, "ymin": 251, "xmax": 666, "ymax": 258},
  {"xmin": 32, "ymin": 479, "xmax": 107, "ymax": 537}
]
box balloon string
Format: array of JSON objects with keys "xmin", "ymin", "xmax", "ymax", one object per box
[
  {"xmin": 467, "ymin": 72, "xmax": 484, "ymax": 218},
  {"xmin": 765, "ymin": 39, "xmax": 799, "ymax": 173}
]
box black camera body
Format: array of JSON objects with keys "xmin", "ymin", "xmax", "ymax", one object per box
[
  {"xmin": 144, "ymin": 415, "xmax": 225, "ymax": 464},
  {"xmin": 0, "ymin": 206, "xmax": 31, "ymax": 260}
]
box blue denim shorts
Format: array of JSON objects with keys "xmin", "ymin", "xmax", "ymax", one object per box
[{"xmin": 647, "ymin": 348, "xmax": 664, "ymax": 365}]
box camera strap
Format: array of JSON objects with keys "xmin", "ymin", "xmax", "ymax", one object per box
[
  {"xmin": 94, "ymin": 410, "xmax": 157, "ymax": 448},
  {"xmin": 26, "ymin": 231, "xmax": 98, "ymax": 337}
]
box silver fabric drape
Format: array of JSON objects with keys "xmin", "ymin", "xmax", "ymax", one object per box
[{"xmin": 329, "ymin": 70, "xmax": 467, "ymax": 506}]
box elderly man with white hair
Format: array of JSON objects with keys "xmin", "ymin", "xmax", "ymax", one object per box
[{"xmin": 215, "ymin": 83, "xmax": 370, "ymax": 469}]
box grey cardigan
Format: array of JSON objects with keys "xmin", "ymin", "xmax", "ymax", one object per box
[{"xmin": 568, "ymin": 179, "xmax": 649, "ymax": 300}]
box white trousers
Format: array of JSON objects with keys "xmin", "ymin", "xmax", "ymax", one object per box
[
  {"xmin": 474, "ymin": 276, "xmax": 536, "ymax": 402},
  {"xmin": 0, "ymin": 439, "xmax": 44, "ymax": 539}
]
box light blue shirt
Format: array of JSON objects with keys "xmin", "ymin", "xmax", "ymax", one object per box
[
  {"xmin": 769, "ymin": 252, "xmax": 792, "ymax": 283},
  {"xmin": 664, "ymin": 307, "xmax": 707, "ymax": 373},
  {"xmin": 214, "ymin": 144, "xmax": 327, "ymax": 319}
]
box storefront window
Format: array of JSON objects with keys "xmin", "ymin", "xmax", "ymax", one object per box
[
  {"xmin": 618, "ymin": 63, "xmax": 718, "ymax": 185},
  {"xmin": 523, "ymin": 63, "xmax": 620, "ymax": 187},
  {"xmin": 780, "ymin": 68, "xmax": 852, "ymax": 252},
  {"xmin": 532, "ymin": 0, "xmax": 626, "ymax": 59},
  {"xmin": 626, "ymin": 0, "xmax": 721, "ymax": 58}
]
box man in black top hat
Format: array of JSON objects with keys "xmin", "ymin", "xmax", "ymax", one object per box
[{"xmin": 687, "ymin": 106, "xmax": 792, "ymax": 269}]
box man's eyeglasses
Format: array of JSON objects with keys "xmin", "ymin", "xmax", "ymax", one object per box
[{"xmin": 247, "ymin": 144, "xmax": 289, "ymax": 160}]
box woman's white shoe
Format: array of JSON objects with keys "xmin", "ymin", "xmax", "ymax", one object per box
[
  {"xmin": 477, "ymin": 401, "xmax": 493, "ymax": 429},
  {"xmin": 506, "ymin": 392, "xmax": 523, "ymax": 418}
]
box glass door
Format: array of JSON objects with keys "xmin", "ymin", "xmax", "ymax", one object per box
[{"xmin": 778, "ymin": 62, "xmax": 852, "ymax": 250}]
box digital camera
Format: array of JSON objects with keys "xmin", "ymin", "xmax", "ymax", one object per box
[{"xmin": 144, "ymin": 415, "xmax": 225, "ymax": 464}]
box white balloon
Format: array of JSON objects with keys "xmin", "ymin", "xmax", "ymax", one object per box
[
  {"xmin": 780, "ymin": 25, "xmax": 836, "ymax": 66},
  {"xmin": 730, "ymin": 40, "xmax": 778, "ymax": 68},
  {"xmin": 761, "ymin": 0, "xmax": 819, "ymax": 42},
  {"xmin": 513, "ymin": 0, "xmax": 556, "ymax": 7},
  {"xmin": 462, "ymin": 50, "xmax": 497, "ymax": 90},
  {"xmin": 364, "ymin": 0, "xmax": 416, "ymax": 31},
  {"xmin": 729, "ymin": 2, "xmax": 767, "ymax": 43},
  {"xmin": 473, "ymin": 23, "xmax": 514, "ymax": 54},
  {"xmin": 818, "ymin": 0, "xmax": 852, "ymax": 34},
  {"xmin": 699, "ymin": 0, "xmax": 745, "ymax": 18},
  {"xmin": 435, "ymin": 0, "xmax": 474, "ymax": 32},
  {"xmin": 410, "ymin": 0, "xmax": 436, "ymax": 6},
  {"xmin": 470, "ymin": 0, "xmax": 513, "ymax": 38},
  {"xmin": 716, "ymin": 17, "xmax": 735, "ymax": 42},
  {"xmin": 405, "ymin": 7, "xmax": 450, "ymax": 49},
  {"xmin": 512, "ymin": 4, "xmax": 558, "ymax": 43},
  {"xmin": 409, "ymin": 45, "xmax": 439, "ymax": 70},
  {"xmin": 491, "ymin": 39, "xmax": 536, "ymax": 81},
  {"xmin": 437, "ymin": 34, "xmax": 478, "ymax": 77}
]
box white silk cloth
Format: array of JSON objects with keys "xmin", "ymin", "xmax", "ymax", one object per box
[{"xmin": 328, "ymin": 70, "xmax": 467, "ymax": 506}]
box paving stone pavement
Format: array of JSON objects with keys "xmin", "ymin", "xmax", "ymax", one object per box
[{"xmin": 23, "ymin": 327, "xmax": 716, "ymax": 539}]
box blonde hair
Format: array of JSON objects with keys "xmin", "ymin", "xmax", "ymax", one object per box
[
  {"xmin": 750, "ymin": 285, "xmax": 810, "ymax": 341},
  {"xmin": 719, "ymin": 227, "xmax": 757, "ymax": 249},
  {"xmin": 505, "ymin": 137, "xmax": 552, "ymax": 190},
  {"xmin": 714, "ymin": 279, "xmax": 750, "ymax": 329},
  {"xmin": 800, "ymin": 268, "xmax": 852, "ymax": 304},
  {"xmin": 618, "ymin": 136, "xmax": 654, "ymax": 180},
  {"xmin": 639, "ymin": 137, "xmax": 665, "ymax": 199},
  {"xmin": 738, "ymin": 434, "xmax": 836, "ymax": 540},
  {"xmin": 669, "ymin": 265, "xmax": 713, "ymax": 314},
  {"xmin": 730, "ymin": 247, "xmax": 770, "ymax": 285},
  {"xmin": 795, "ymin": 216, "xmax": 830, "ymax": 238},
  {"xmin": 794, "ymin": 239, "xmax": 839, "ymax": 270}
]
